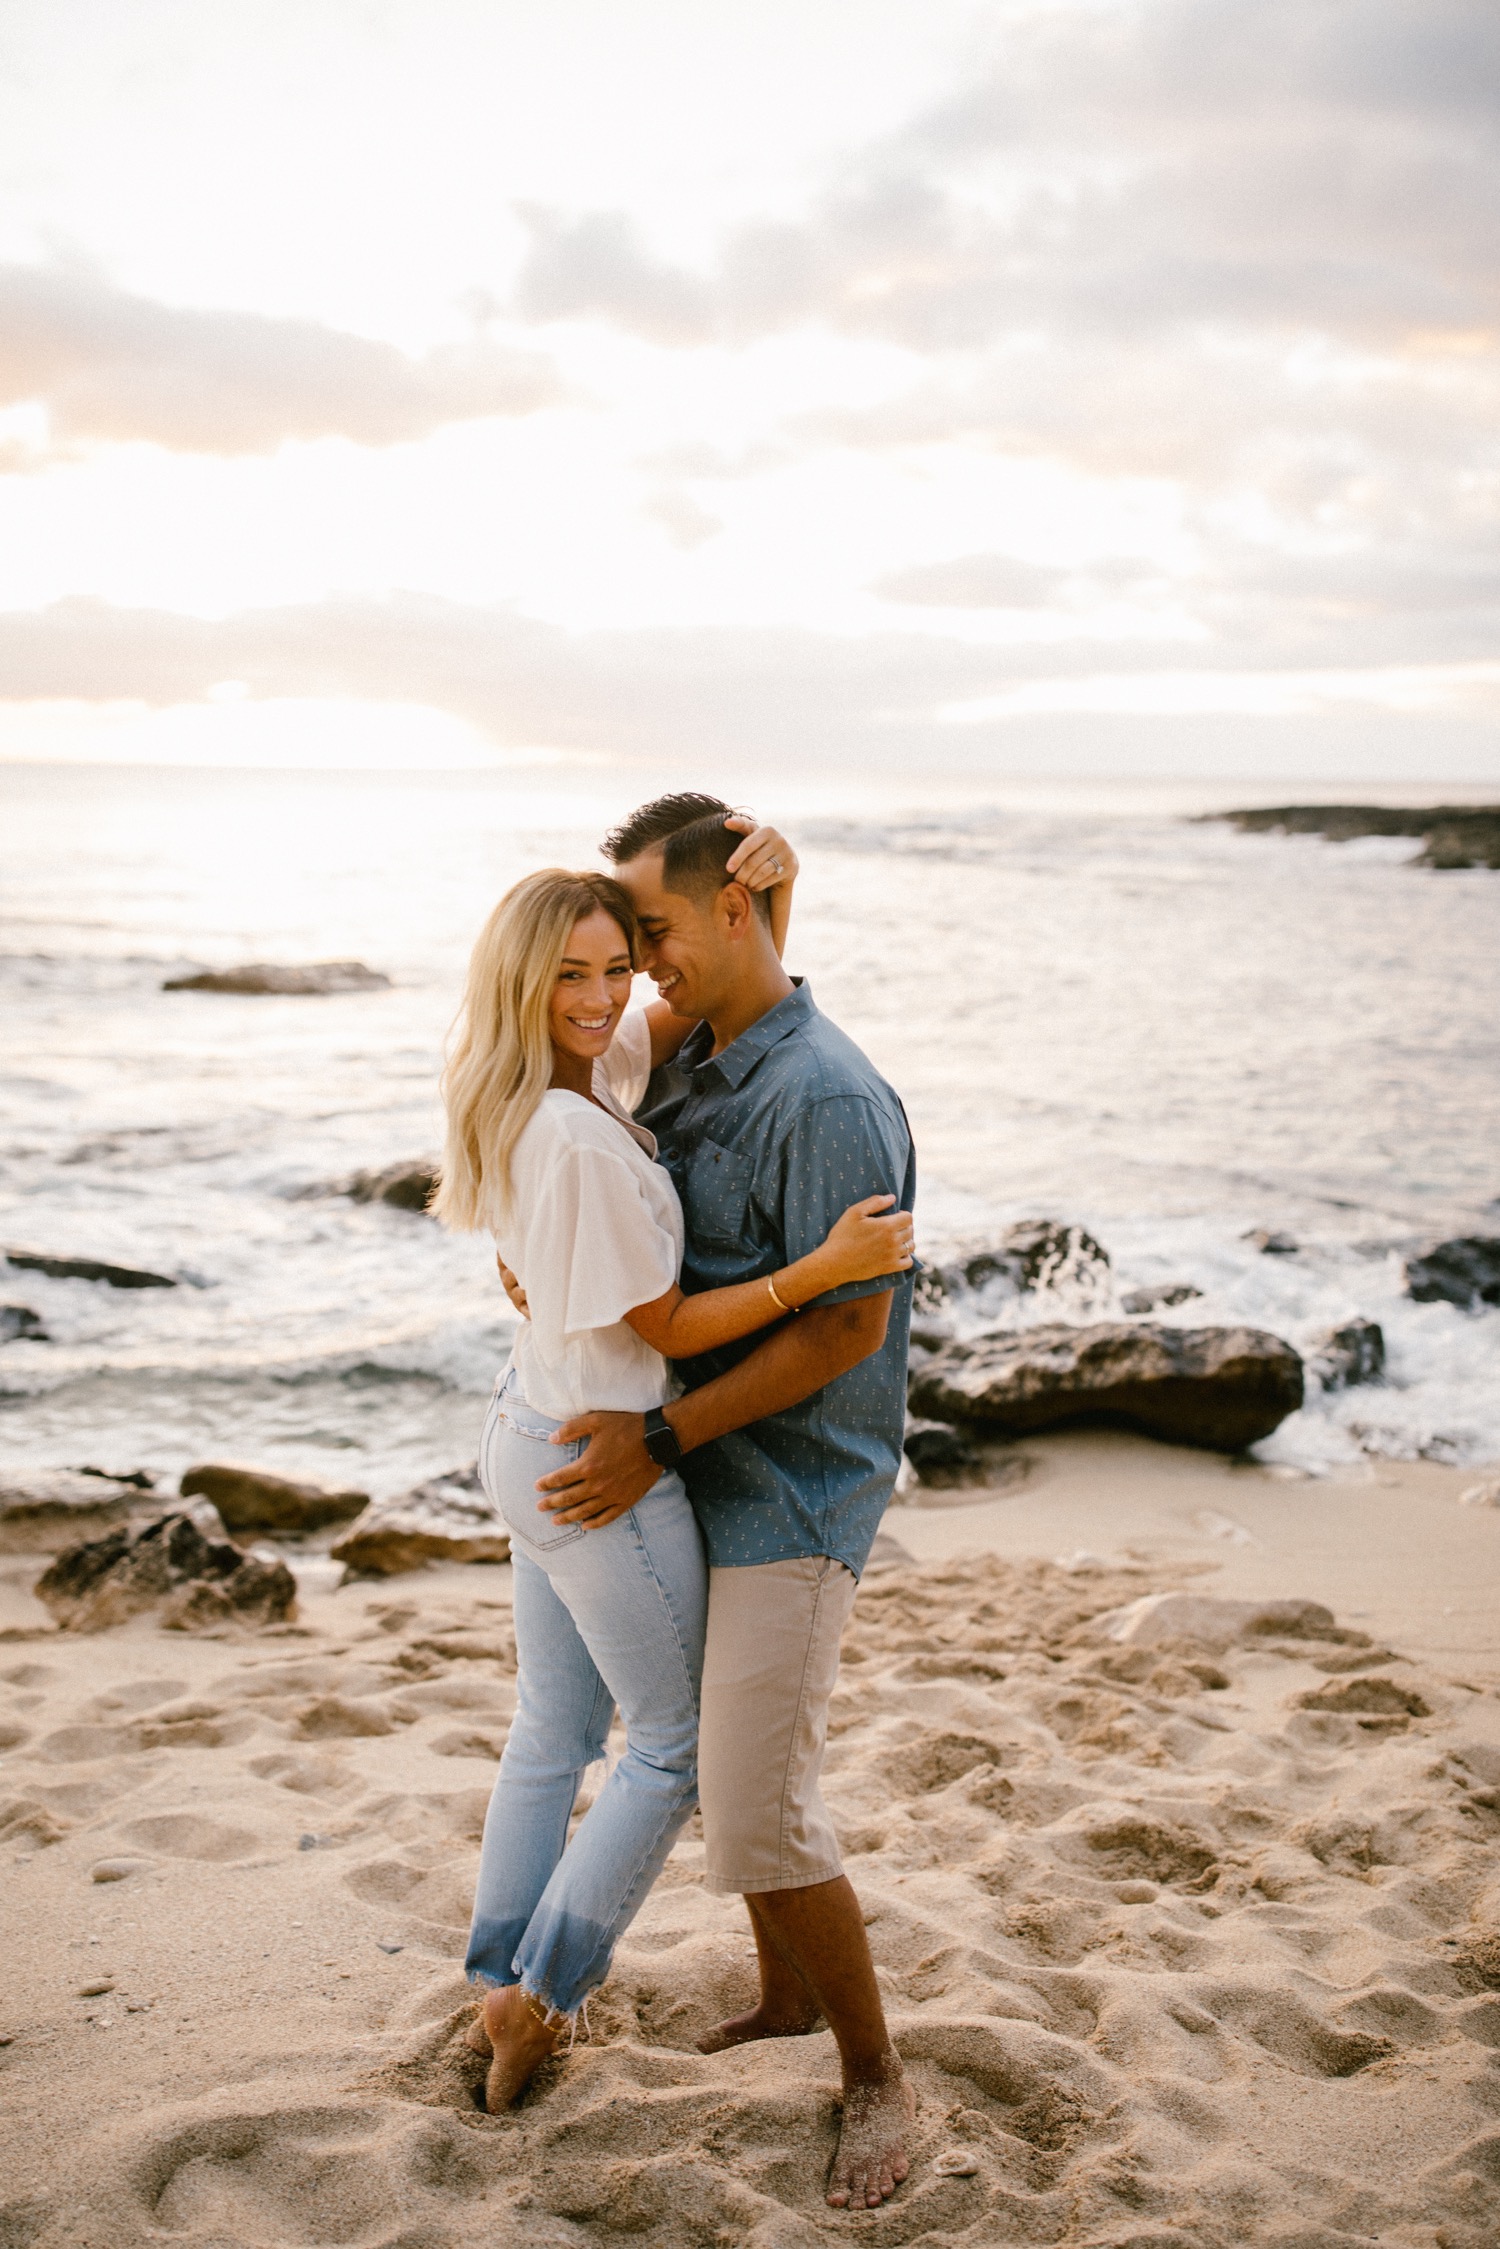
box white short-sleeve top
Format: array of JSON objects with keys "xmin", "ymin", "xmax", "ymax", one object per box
[{"xmin": 494, "ymin": 1007, "xmax": 684, "ymax": 1418}]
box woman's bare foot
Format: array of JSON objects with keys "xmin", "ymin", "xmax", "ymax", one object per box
[
  {"xmin": 826, "ymin": 2053, "xmax": 914, "ymax": 2210},
  {"xmin": 695, "ymin": 1998, "xmax": 823, "ymax": 2055},
  {"xmin": 467, "ymin": 1984, "xmax": 561, "ymax": 2111}
]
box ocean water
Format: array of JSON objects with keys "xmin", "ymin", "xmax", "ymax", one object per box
[{"xmin": 2, "ymin": 760, "xmax": 1498, "ymax": 1494}]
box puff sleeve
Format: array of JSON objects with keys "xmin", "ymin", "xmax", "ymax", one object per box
[{"xmin": 521, "ymin": 1135, "xmax": 679, "ymax": 1336}]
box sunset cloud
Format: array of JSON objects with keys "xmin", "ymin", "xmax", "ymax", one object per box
[
  {"xmin": 514, "ymin": 0, "xmax": 1500, "ymax": 355},
  {"xmin": 1, "ymin": 0, "xmax": 1496, "ymax": 779},
  {"xmin": 0, "ymin": 261, "xmax": 565, "ymax": 457}
]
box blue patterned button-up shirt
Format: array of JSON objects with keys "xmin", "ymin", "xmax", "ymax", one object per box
[{"xmin": 640, "ymin": 980, "xmax": 915, "ymax": 1578}]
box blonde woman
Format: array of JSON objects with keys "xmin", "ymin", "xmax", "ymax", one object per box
[{"xmin": 435, "ymin": 823, "xmax": 911, "ymax": 2112}]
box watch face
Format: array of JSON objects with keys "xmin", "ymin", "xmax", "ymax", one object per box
[{"xmin": 645, "ymin": 1415, "xmax": 680, "ymax": 1467}]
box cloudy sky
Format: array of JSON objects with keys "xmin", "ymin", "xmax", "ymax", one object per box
[{"xmin": 2, "ymin": 0, "xmax": 1497, "ymax": 780}]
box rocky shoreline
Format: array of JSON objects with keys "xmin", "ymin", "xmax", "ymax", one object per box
[
  {"xmin": 8, "ymin": 1214, "xmax": 1500, "ymax": 1507},
  {"xmin": 1206, "ymin": 803, "xmax": 1500, "ymax": 869}
]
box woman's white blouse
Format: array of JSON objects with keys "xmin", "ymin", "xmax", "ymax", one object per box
[{"xmin": 495, "ymin": 1008, "xmax": 684, "ymax": 1419}]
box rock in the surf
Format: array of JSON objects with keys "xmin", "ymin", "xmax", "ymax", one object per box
[
  {"xmin": 1208, "ymin": 803, "xmax": 1500, "ymax": 869},
  {"xmin": 331, "ymin": 1467, "xmax": 510, "ymax": 1577},
  {"xmin": 178, "ymin": 1463, "xmax": 369, "ymax": 1536},
  {"xmin": 0, "ymin": 1304, "xmax": 48, "ymax": 1341},
  {"xmin": 162, "ymin": 961, "xmax": 391, "ymax": 995},
  {"xmin": 1244, "ymin": 1228, "xmax": 1298, "ymax": 1255},
  {"xmin": 916, "ymin": 1220, "xmax": 1110, "ymax": 1311},
  {"xmin": 0, "ymin": 1468, "xmax": 144, "ymax": 1553},
  {"xmin": 342, "ymin": 1159, "xmax": 440, "ymax": 1214},
  {"xmin": 903, "ymin": 1418, "xmax": 984, "ymax": 1479},
  {"xmin": 1404, "ymin": 1236, "xmax": 1500, "ymax": 1311},
  {"xmin": 35, "ymin": 1513, "xmax": 296, "ymax": 1632},
  {"xmin": 1309, "ymin": 1317, "xmax": 1385, "ymax": 1390},
  {"xmin": 1121, "ymin": 1284, "xmax": 1202, "ymax": 1314},
  {"xmin": 908, "ymin": 1322, "xmax": 1304, "ymax": 1452},
  {"xmin": 4, "ymin": 1249, "xmax": 177, "ymax": 1289}
]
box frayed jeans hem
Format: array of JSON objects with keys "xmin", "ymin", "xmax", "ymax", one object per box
[{"xmin": 466, "ymin": 1969, "xmax": 588, "ymax": 2034}]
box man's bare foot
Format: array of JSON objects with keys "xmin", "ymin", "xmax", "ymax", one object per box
[
  {"xmin": 826, "ymin": 2053, "xmax": 914, "ymax": 2210},
  {"xmin": 466, "ymin": 1985, "xmax": 561, "ymax": 2111},
  {"xmin": 695, "ymin": 1999, "xmax": 823, "ymax": 2055}
]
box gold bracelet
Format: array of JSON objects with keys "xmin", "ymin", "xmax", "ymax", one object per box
[{"xmin": 767, "ymin": 1273, "xmax": 798, "ymax": 1315}]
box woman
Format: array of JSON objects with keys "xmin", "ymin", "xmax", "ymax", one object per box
[{"xmin": 433, "ymin": 822, "xmax": 912, "ymax": 2112}]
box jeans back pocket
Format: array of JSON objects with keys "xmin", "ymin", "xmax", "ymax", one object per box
[{"xmin": 488, "ymin": 1417, "xmax": 587, "ymax": 1552}]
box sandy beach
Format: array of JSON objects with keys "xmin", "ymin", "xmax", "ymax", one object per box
[{"xmin": 4, "ymin": 1435, "xmax": 1499, "ymax": 2248}]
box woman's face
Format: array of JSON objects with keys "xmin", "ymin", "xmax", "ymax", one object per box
[{"xmin": 549, "ymin": 907, "xmax": 634, "ymax": 1065}]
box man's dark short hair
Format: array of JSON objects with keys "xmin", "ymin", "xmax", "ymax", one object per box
[{"xmin": 601, "ymin": 792, "xmax": 769, "ymax": 919}]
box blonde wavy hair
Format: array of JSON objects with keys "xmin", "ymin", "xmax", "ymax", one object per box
[{"xmin": 432, "ymin": 868, "xmax": 639, "ymax": 1231}]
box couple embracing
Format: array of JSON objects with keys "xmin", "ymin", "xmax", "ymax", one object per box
[{"xmin": 433, "ymin": 791, "xmax": 916, "ymax": 2211}]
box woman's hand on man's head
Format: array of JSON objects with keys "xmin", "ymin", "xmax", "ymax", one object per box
[{"xmin": 724, "ymin": 815, "xmax": 798, "ymax": 895}]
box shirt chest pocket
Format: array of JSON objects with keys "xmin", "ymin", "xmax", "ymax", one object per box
[{"xmin": 684, "ymin": 1136, "xmax": 757, "ymax": 1248}]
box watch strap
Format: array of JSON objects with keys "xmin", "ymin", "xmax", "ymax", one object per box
[{"xmin": 642, "ymin": 1406, "xmax": 684, "ymax": 1470}]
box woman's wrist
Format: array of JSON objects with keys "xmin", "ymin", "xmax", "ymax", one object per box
[{"xmin": 778, "ymin": 1250, "xmax": 831, "ymax": 1309}]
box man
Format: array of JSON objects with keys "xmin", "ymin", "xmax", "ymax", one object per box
[{"xmin": 532, "ymin": 791, "xmax": 917, "ymax": 2212}]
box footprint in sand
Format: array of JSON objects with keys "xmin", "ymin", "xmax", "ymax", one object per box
[
  {"xmin": 344, "ymin": 1855, "xmax": 475, "ymax": 1938},
  {"xmin": 1, "ymin": 1661, "xmax": 57, "ymax": 1688},
  {"xmin": 83, "ymin": 1678, "xmax": 189, "ymax": 1716},
  {"xmin": 429, "ymin": 1729, "xmax": 507, "ymax": 1761},
  {"xmin": 128, "ymin": 2099, "xmax": 489, "ymax": 2246},
  {"xmin": 295, "ymin": 1695, "xmax": 407, "ymax": 1739},
  {"xmin": 39, "ymin": 1720, "xmax": 166, "ymax": 1763},
  {"xmin": 0, "ymin": 1797, "xmax": 72, "ymax": 1846},
  {"xmin": 344, "ymin": 1858, "xmax": 431, "ymax": 1907},
  {"xmin": 248, "ymin": 1749, "xmax": 353, "ymax": 1796},
  {"xmin": 124, "ymin": 1812, "xmax": 261, "ymax": 1862}
]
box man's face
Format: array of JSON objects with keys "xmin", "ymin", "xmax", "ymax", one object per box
[{"xmin": 614, "ymin": 850, "xmax": 730, "ymax": 1020}]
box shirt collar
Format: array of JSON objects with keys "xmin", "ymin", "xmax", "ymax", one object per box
[{"xmin": 680, "ymin": 978, "xmax": 816, "ymax": 1090}]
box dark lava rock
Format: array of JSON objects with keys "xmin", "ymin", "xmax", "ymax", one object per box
[
  {"xmin": 343, "ymin": 1159, "xmax": 440, "ymax": 1214},
  {"xmin": 0, "ymin": 1468, "xmax": 143, "ymax": 1553},
  {"xmin": 163, "ymin": 961, "xmax": 391, "ymax": 995},
  {"xmin": 909, "ymin": 1322, "xmax": 1304, "ymax": 1452},
  {"xmin": 903, "ymin": 1419, "xmax": 983, "ymax": 1477},
  {"xmin": 35, "ymin": 1513, "xmax": 296, "ymax": 1632},
  {"xmin": 1309, "ymin": 1317, "xmax": 1385, "ymax": 1390},
  {"xmin": 4, "ymin": 1249, "xmax": 177, "ymax": 1289},
  {"xmin": 916, "ymin": 1220, "xmax": 1109, "ymax": 1311},
  {"xmin": 1244, "ymin": 1229, "xmax": 1298, "ymax": 1255},
  {"xmin": 0, "ymin": 1304, "xmax": 48, "ymax": 1341},
  {"xmin": 1208, "ymin": 804, "xmax": 1500, "ymax": 870},
  {"xmin": 179, "ymin": 1462, "xmax": 369, "ymax": 1535},
  {"xmin": 331, "ymin": 1467, "xmax": 510, "ymax": 1577},
  {"xmin": 1404, "ymin": 1236, "xmax": 1500, "ymax": 1311},
  {"xmin": 1121, "ymin": 1284, "xmax": 1202, "ymax": 1314}
]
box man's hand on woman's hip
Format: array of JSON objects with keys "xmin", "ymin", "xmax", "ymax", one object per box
[{"xmin": 535, "ymin": 1410, "xmax": 658, "ymax": 1528}]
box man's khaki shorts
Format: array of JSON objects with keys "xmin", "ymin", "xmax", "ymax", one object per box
[{"xmin": 696, "ymin": 1554, "xmax": 859, "ymax": 1896}]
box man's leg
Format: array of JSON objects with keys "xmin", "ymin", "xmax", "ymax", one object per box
[
  {"xmin": 748, "ymin": 1877, "xmax": 912, "ymax": 2210},
  {"xmin": 696, "ymin": 1556, "xmax": 911, "ymax": 2211},
  {"xmin": 697, "ymin": 1887, "xmax": 821, "ymax": 2048}
]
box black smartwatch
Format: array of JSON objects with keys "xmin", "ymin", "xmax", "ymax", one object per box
[{"xmin": 642, "ymin": 1406, "xmax": 684, "ymax": 1471}]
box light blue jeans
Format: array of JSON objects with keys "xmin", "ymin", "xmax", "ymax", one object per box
[{"xmin": 465, "ymin": 1371, "xmax": 707, "ymax": 2019}]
